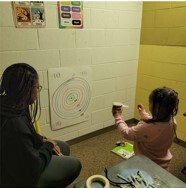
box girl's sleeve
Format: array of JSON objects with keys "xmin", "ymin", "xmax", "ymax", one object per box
[
  {"xmin": 115, "ymin": 115, "xmax": 150, "ymax": 142},
  {"xmin": 138, "ymin": 108, "xmax": 152, "ymax": 120}
]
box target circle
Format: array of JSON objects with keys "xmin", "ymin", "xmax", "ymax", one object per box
[{"xmin": 52, "ymin": 77, "xmax": 91, "ymax": 119}]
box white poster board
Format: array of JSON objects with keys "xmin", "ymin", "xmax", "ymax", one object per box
[{"xmin": 48, "ymin": 66, "xmax": 91, "ymax": 130}]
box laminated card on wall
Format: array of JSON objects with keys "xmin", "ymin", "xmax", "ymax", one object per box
[
  {"xmin": 12, "ymin": 1, "xmax": 46, "ymax": 28},
  {"xmin": 48, "ymin": 66, "xmax": 91, "ymax": 130}
]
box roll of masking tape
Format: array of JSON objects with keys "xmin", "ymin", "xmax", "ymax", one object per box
[{"xmin": 86, "ymin": 175, "xmax": 110, "ymax": 188}]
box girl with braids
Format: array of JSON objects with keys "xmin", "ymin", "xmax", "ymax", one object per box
[
  {"xmin": 113, "ymin": 87, "xmax": 179, "ymax": 170},
  {"xmin": 0, "ymin": 63, "xmax": 81, "ymax": 187}
]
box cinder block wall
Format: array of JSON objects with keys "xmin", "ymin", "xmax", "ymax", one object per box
[
  {"xmin": 135, "ymin": 2, "xmax": 186, "ymax": 142},
  {"xmin": 0, "ymin": 2, "xmax": 142, "ymax": 141}
]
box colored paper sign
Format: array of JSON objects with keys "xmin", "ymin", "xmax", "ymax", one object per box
[{"xmin": 58, "ymin": 1, "xmax": 83, "ymax": 29}]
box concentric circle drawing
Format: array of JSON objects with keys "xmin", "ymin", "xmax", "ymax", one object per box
[
  {"xmin": 48, "ymin": 66, "xmax": 92, "ymax": 130},
  {"xmin": 52, "ymin": 77, "xmax": 91, "ymax": 119}
]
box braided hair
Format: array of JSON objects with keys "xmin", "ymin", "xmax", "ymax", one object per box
[
  {"xmin": 0, "ymin": 63, "xmax": 40, "ymax": 122},
  {"xmin": 147, "ymin": 87, "xmax": 179, "ymax": 123}
]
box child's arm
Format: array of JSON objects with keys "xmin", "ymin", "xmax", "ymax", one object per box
[
  {"xmin": 137, "ymin": 104, "xmax": 152, "ymax": 120},
  {"xmin": 114, "ymin": 112, "xmax": 136, "ymax": 140},
  {"xmin": 113, "ymin": 112, "xmax": 151, "ymax": 142}
]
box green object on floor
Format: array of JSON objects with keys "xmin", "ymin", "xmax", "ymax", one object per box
[{"xmin": 111, "ymin": 142, "xmax": 134, "ymax": 159}]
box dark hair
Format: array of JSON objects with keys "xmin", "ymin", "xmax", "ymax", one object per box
[
  {"xmin": 0, "ymin": 63, "xmax": 40, "ymax": 122},
  {"xmin": 147, "ymin": 87, "xmax": 179, "ymax": 123}
]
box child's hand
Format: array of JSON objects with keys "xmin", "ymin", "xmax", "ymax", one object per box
[
  {"xmin": 112, "ymin": 111, "xmax": 123, "ymax": 123},
  {"xmin": 112, "ymin": 108, "xmax": 122, "ymax": 117},
  {"xmin": 137, "ymin": 104, "xmax": 144, "ymax": 111},
  {"xmin": 137, "ymin": 104, "xmax": 152, "ymax": 120}
]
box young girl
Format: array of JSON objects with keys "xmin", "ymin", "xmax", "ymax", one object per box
[
  {"xmin": 113, "ymin": 87, "xmax": 179, "ymax": 170},
  {"xmin": 0, "ymin": 63, "xmax": 81, "ymax": 187}
]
